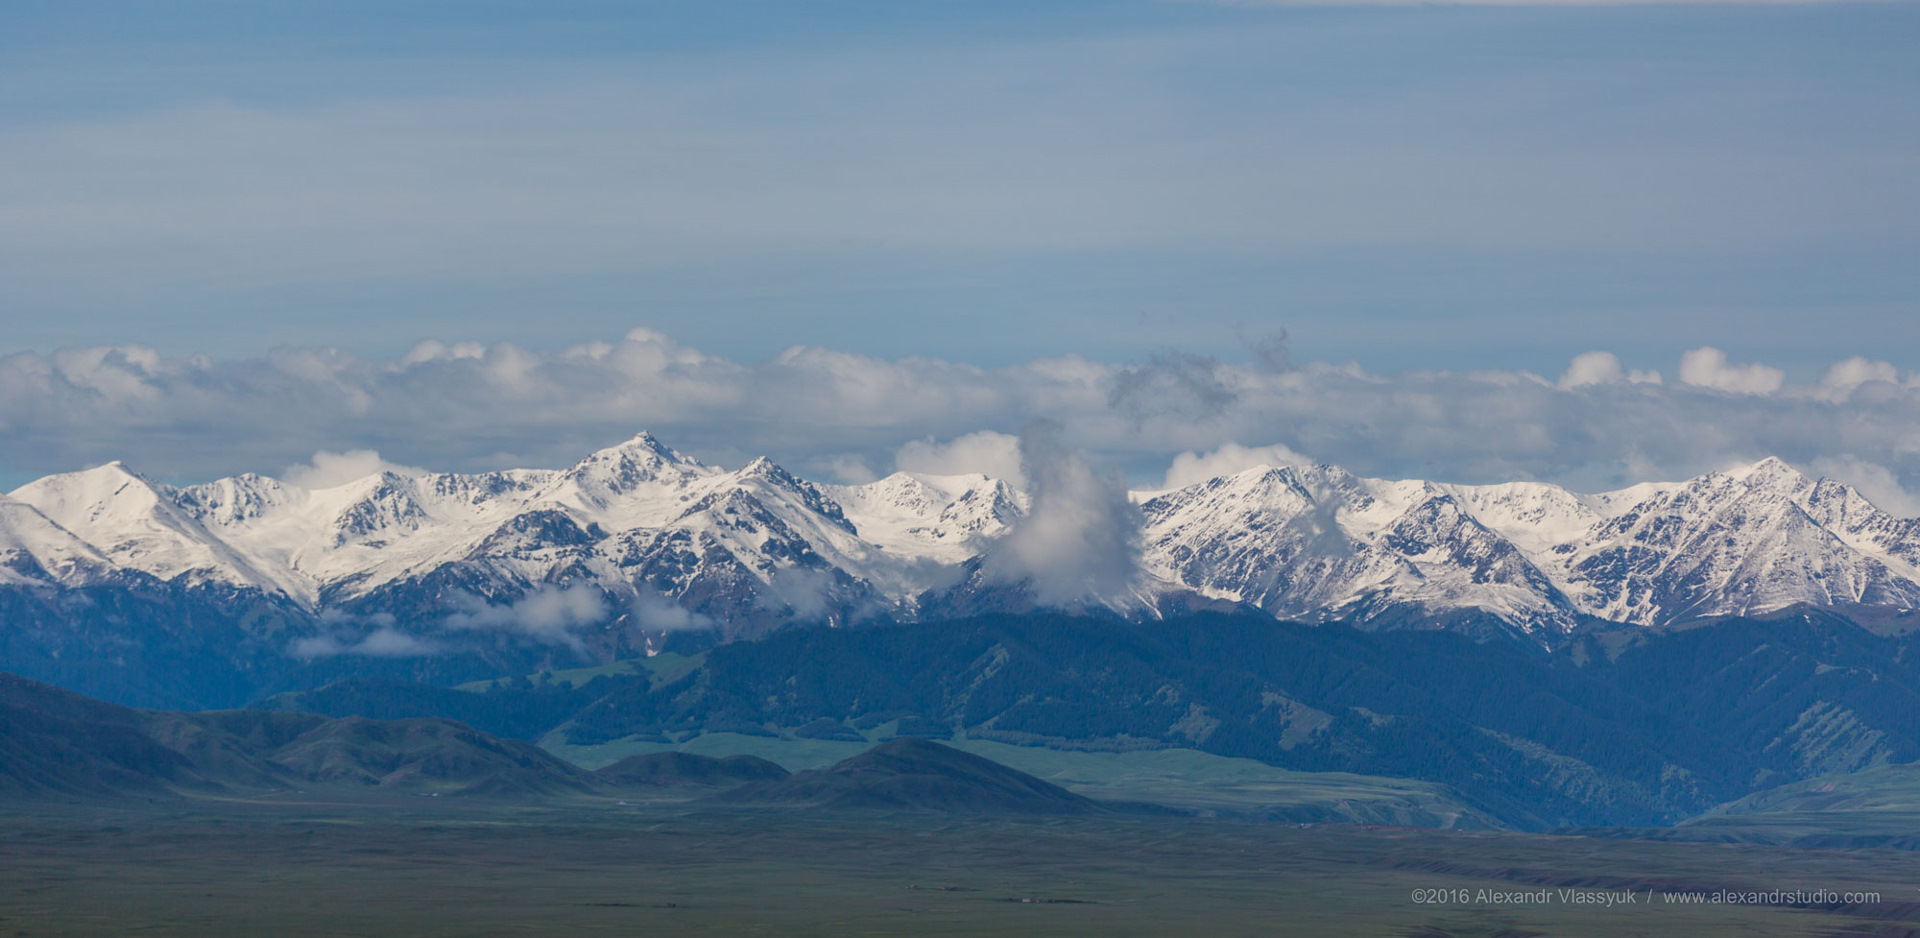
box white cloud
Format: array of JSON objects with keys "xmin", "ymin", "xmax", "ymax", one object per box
[
  {"xmin": 400, "ymin": 340, "xmax": 487, "ymax": 366},
  {"xmin": 3, "ymin": 331, "xmax": 1920, "ymax": 505},
  {"xmin": 982, "ymin": 423, "xmax": 1141, "ymax": 605},
  {"xmin": 282, "ymin": 450, "xmax": 425, "ymax": 490},
  {"xmin": 291, "ymin": 628, "xmax": 439, "ymax": 659},
  {"xmin": 1557, "ymin": 351, "xmax": 1661, "ymax": 390},
  {"xmin": 631, "ymin": 592, "xmax": 715, "ymax": 632},
  {"xmin": 1678, "ymin": 347, "xmax": 1785, "ymax": 396},
  {"xmin": 811, "ymin": 454, "xmax": 880, "ymax": 485},
  {"xmin": 354, "ymin": 629, "xmax": 442, "ymax": 657},
  {"xmin": 895, "ymin": 431, "xmax": 1028, "ymax": 489},
  {"xmin": 1820, "ymin": 356, "xmax": 1904, "ymax": 400},
  {"xmin": 443, "ymin": 585, "xmax": 608, "ymax": 649},
  {"xmin": 1162, "ymin": 442, "xmax": 1313, "ymax": 491},
  {"xmin": 1811, "ymin": 456, "xmax": 1920, "ymax": 519},
  {"xmin": 294, "ymin": 586, "xmax": 614, "ymax": 657}
]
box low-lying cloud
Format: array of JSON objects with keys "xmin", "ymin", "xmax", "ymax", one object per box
[
  {"xmin": 290, "ymin": 586, "xmax": 613, "ymax": 657},
  {"xmin": 982, "ymin": 422, "xmax": 1143, "ymax": 604},
  {"xmin": 291, "ymin": 628, "xmax": 442, "ymax": 660},
  {"xmin": 443, "ymin": 585, "xmax": 609, "ymax": 650},
  {"xmin": 4, "ymin": 330, "xmax": 1920, "ymax": 513},
  {"xmin": 631, "ymin": 591, "xmax": 715, "ymax": 632}
]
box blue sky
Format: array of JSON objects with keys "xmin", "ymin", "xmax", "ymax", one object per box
[
  {"xmin": 4, "ymin": 0, "xmax": 1917, "ymax": 376},
  {"xmin": 4, "ymin": 1, "xmax": 1920, "ymax": 506}
]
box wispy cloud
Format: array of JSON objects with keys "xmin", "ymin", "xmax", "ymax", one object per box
[{"xmin": 442, "ymin": 585, "xmax": 609, "ymax": 651}]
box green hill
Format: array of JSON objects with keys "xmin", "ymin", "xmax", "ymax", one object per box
[
  {"xmin": 592, "ymin": 751, "xmax": 788, "ymax": 788},
  {"xmin": 1701, "ymin": 762, "xmax": 1920, "ymax": 817},
  {"xmin": 2, "ymin": 672, "xmax": 595, "ymax": 800},
  {"xmin": 0, "ymin": 672, "xmax": 194, "ymax": 797},
  {"xmin": 262, "ymin": 715, "xmax": 595, "ymax": 797},
  {"xmin": 715, "ymin": 739, "xmax": 1108, "ymax": 815}
]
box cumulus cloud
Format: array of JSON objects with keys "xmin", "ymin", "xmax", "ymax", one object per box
[
  {"xmin": 1557, "ymin": 351, "xmax": 1661, "ymax": 390},
  {"xmin": 1819, "ymin": 356, "xmax": 1907, "ymax": 402},
  {"xmin": 3, "ymin": 330, "xmax": 1920, "ymax": 505},
  {"xmin": 1161, "ymin": 442, "xmax": 1313, "ymax": 491},
  {"xmin": 982, "ymin": 422, "xmax": 1142, "ymax": 605},
  {"xmin": 282, "ymin": 450, "xmax": 425, "ymax": 490},
  {"xmin": 1678, "ymin": 347, "xmax": 1786, "ymax": 396},
  {"xmin": 894, "ymin": 431, "xmax": 1028, "ymax": 488},
  {"xmin": 443, "ymin": 585, "xmax": 609, "ymax": 649}
]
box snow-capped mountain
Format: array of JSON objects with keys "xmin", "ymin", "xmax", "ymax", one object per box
[
  {"xmin": 4, "ymin": 434, "xmax": 1005, "ymax": 644},
  {"xmin": 822, "ymin": 472, "xmax": 1027, "ymax": 565},
  {"xmin": 1137, "ymin": 465, "xmax": 1587, "ymax": 634},
  {"xmin": 7, "ymin": 433, "xmax": 1920, "ymax": 657},
  {"xmin": 0, "ymin": 493, "xmax": 119, "ymax": 588},
  {"xmin": 1136, "ymin": 456, "xmax": 1920, "ymax": 633},
  {"xmin": 12, "ymin": 462, "xmax": 291, "ymax": 592}
]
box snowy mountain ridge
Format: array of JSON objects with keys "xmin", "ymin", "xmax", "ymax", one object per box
[{"xmin": 7, "ymin": 433, "xmax": 1919, "ymax": 643}]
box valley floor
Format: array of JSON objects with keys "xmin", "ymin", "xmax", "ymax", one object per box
[{"xmin": 3, "ymin": 797, "xmax": 1916, "ymax": 937}]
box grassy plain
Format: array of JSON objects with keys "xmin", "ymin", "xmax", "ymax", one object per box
[{"xmin": 4, "ymin": 795, "xmax": 1918, "ymax": 937}]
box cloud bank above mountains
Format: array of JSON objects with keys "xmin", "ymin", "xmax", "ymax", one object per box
[{"xmin": 3, "ymin": 327, "xmax": 1918, "ymax": 512}]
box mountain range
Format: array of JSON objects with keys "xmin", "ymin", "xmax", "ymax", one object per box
[{"xmin": 4, "ymin": 431, "xmax": 1919, "ymax": 705}]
